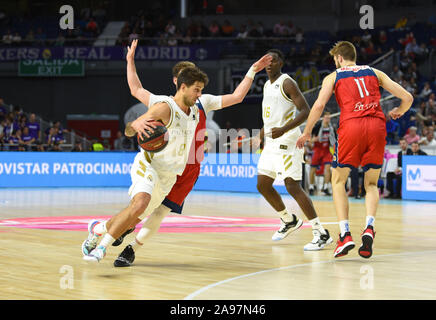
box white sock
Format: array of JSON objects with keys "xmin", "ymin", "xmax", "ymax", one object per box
[
  {"xmin": 93, "ymin": 221, "xmax": 107, "ymax": 235},
  {"xmin": 99, "ymin": 233, "xmax": 115, "ymax": 248},
  {"xmin": 309, "ymin": 184, "xmax": 315, "ymax": 189},
  {"xmin": 309, "ymin": 217, "xmax": 326, "ymax": 234},
  {"xmin": 339, "ymin": 220, "xmax": 350, "ymax": 237},
  {"xmin": 277, "ymin": 209, "xmax": 295, "ymax": 223},
  {"xmin": 366, "ymin": 216, "xmax": 375, "ymax": 227},
  {"xmin": 129, "ymin": 234, "xmax": 144, "ymax": 251}
]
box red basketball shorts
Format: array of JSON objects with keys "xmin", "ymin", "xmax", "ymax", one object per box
[
  {"xmin": 333, "ymin": 116, "xmax": 386, "ymax": 171},
  {"xmin": 162, "ymin": 163, "xmax": 200, "ymax": 214},
  {"xmin": 311, "ymin": 146, "xmax": 333, "ymax": 167}
]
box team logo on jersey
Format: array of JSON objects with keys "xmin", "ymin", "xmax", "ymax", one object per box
[
  {"xmin": 147, "ymin": 175, "xmax": 153, "ymax": 182},
  {"xmin": 275, "ymin": 84, "xmax": 280, "ymax": 89},
  {"xmin": 175, "ymin": 112, "xmax": 181, "ymax": 120}
]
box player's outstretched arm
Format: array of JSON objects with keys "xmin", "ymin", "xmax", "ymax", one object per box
[
  {"xmin": 220, "ymin": 54, "xmax": 272, "ymax": 108},
  {"xmin": 126, "ymin": 39, "xmax": 153, "ymax": 106},
  {"xmin": 270, "ymin": 78, "xmax": 310, "ymax": 139},
  {"xmin": 373, "ymin": 68, "xmax": 414, "ymax": 120},
  {"xmin": 296, "ymin": 72, "xmax": 335, "ymax": 149}
]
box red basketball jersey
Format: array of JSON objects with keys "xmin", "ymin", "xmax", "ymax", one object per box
[
  {"xmin": 186, "ymin": 99, "xmax": 207, "ymax": 166},
  {"xmin": 334, "ymin": 65, "xmax": 385, "ymax": 125}
]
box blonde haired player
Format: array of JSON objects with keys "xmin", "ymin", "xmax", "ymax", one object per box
[
  {"xmin": 296, "ymin": 41, "xmax": 413, "ymax": 258},
  {"xmin": 256, "ymin": 49, "xmax": 332, "ymax": 251},
  {"xmin": 82, "ymin": 39, "xmax": 272, "ymax": 266}
]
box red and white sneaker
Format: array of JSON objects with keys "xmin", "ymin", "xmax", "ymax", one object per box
[
  {"xmin": 358, "ymin": 225, "xmax": 376, "ymax": 259},
  {"xmin": 334, "ymin": 232, "xmax": 355, "ymax": 258}
]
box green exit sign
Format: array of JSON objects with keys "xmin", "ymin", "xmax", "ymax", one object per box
[{"xmin": 18, "ymin": 59, "xmax": 85, "ymax": 77}]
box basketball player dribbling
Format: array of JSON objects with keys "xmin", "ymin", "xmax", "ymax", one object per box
[
  {"xmin": 82, "ymin": 67, "xmax": 209, "ymax": 263},
  {"xmin": 255, "ymin": 49, "xmax": 333, "ymax": 251},
  {"xmin": 82, "ymin": 39, "xmax": 272, "ymax": 266},
  {"xmin": 296, "ymin": 41, "xmax": 413, "ymax": 258}
]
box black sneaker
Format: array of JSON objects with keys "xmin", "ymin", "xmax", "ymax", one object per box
[
  {"xmin": 309, "ymin": 187, "xmax": 315, "ymax": 196},
  {"xmin": 322, "ymin": 188, "xmax": 331, "ymax": 196},
  {"xmin": 112, "ymin": 227, "xmax": 135, "ymax": 246},
  {"xmin": 114, "ymin": 245, "xmax": 135, "ymax": 267}
]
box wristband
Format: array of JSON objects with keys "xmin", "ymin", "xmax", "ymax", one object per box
[{"xmin": 245, "ymin": 65, "xmax": 256, "ymax": 80}]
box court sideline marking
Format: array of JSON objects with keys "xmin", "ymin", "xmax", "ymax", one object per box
[{"xmin": 183, "ymin": 249, "xmax": 436, "ymax": 300}]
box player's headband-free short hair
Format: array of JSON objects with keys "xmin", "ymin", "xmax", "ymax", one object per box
[
  {"xmin": 266, "ymin": 49, "xmax": 285, "ymax": 63},
  {"xmin": 329, "ymin": 41, "xmax": 357, "ymax": 62},
  {"xmin": 176, "ymin": 66, "xmax": 209, "ymax": 90},
  {"xmin": 172, "ymin": 61, "xmax": 196, "ymax": 77}
]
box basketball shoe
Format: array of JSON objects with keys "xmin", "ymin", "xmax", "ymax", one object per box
[
  {"xmin": 303, "ymin": 229, "xmax": 333, "ymax": 251},
  {"xmin": 358, "ymin": 225, "xmax": 375, "ymax": 259},
  {"xmin": 272, "ymin": 215, "xmax": 303, "ymax": 241},
  {"xmin": 112, "ymin": 227, "xmax": 135, "ymax": 246},
  {"xmin": 113, "ymin": 245, "xmax": 136, "ymax": 267},
  {"xmin": 333, "ymin": 232, "xmax": 355, "ymax": 258},
  {"xmin": 81, "ymin": 220, "xmax": 103, "ymax": 256},
  {"xmin": 83, "ymin": 245, "xmax": 106, "ymax": 263}
]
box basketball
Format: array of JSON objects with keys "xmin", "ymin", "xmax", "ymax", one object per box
[{"xmin": 137, "ymin": 120, "xmax": 169, "ymax": 152}]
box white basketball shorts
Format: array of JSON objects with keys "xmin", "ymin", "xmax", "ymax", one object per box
[{"xmin": 128, "ymin": 152, "xmax": 177, "ymax": 220}]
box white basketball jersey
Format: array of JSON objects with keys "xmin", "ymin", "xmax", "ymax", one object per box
[
  {"xmin": 262, "ymin": 73, "xmax": 301, "ymax": 153},
  {"xmin": 143, "ymin": 97, "xmax": 199, "ymax": 175}
]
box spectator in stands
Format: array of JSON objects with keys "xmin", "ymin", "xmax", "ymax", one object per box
[
  {"xmin": 2, "ymin": 29, "xmax": 13, "ymax": 45},
  {"xmin": 24, "ymin": 29, "xmax": 35, "ymax": 44},
  {"xmin": 54, "ymin": 32, "xmax": 65, "ymax": 46},
  {"xmin": 86, "ymin": 17, "xmax": 99, "ymax": 36},
  {"xmin": 2, "ymin": 115, "xmax": 13, "ymax": 140},
  {"xmin": 404, "ymin": 126, "xmax": 420, "ymax": 144},
  {"xmin": 391, "ymin": 65, "xmax": 403, "ymax": 82},
  {"xmin": 12, "ymin": 32, "xmax": 21, "ymax": 46},
  {"xmin": 208, "ymin": 21, "xmax": 221, "ymax": 37},
  {"xmin": 165, "ymin": 20, "xmax": 176, "ymax": 36},
  {"xmin": 236, "ymin": 24, "xmax": 248, "ymax": 39},
  {"xmin": 71, "ymin": 141, "xmax": 83, "ymax": 152},
  {"xmin": 273, "ymin": 20, "xmax": 289, "ymax": 36},
  {"xmin": 386, "ymin": 113, "xmax": 400, "ymax": 144},
  {"xmin": 221, "ymin": 20, "xmax": 235, "ymax": 37},
  {"xmin": 114, "ymin": 130, "xmax": 134, "ymax": 151},
  {"xmin": 418, "ymin": 128, "xmax": 436, "ymax": 147},
  {"xmin": 386, "ymin": 138, "xmax": 410, "ymax": 198},
  {"xmin": 378, "ymin": 30, "xmax": 388, "ymax": 50},
  {"xmin": 26, "ymin": 113, "xmax": 40, "ymax": 142},
  {"xmin": 34, "ymin": 27, "xmax": 47, "ymax": 46},
  {"xmin": 21, "ymin": 126, "xmax": 35, "ymax": 151},
  {"xmin": 7, "ymin": 129, "xmax": 22, "ymax": 151},
  {"xmin": 405, "ymin": 38, "xmax": 419, "ymax": 56},
  {"xmin": 419, "ymin": 82, "xmax": 433, "ymax": 100},
  {"xmin": 295, "ymin": 27, "xmax": 304, "ymax": 43},
  {"xmin": 410, "ymin": 141, "xmax": 427, "ymax": 155}
]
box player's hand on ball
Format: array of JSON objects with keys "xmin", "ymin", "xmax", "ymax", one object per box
[
  {"xmin": 126, "ymin": 39, "xmax": 138, "ymax": 62},
  {"xmin": 131, "ymin": 118, "xmax": 157, "ymax": 138},
  {"xmin": 389, "ymin": 107, "xmax": 404, "ymax": 120},
  {"xmin": 296, "ymin": 133, "xmax": 311, "ymax": 149},
  {"xmin": 271, "ymin": 127, "xmax": 285, "ymax": 139},
  {"xmin": 252, "ymin": 54, "xmax": 273, "ymax": 72}
]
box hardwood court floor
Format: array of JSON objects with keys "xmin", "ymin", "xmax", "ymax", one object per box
[{"xmin": 0, "ymin": 188, "xmax": 435, "ymax": 300}]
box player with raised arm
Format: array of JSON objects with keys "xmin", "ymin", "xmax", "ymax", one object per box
[
  {"xmin": 82, "ymin": 39, "xmax": 272, "ymax": 267},
  {"xmin": 256, "ymin": 49, "xmax": 333, "ymax": 251},
  {"xmin": 296, "ymin": 41, "xmax": 413, "ymax": 258}
]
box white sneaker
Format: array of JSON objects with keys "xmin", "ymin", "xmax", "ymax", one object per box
[
  {"xmin": 272, "ymin": 216, "xmax": 303, "ymax": 241},
  {"xmin": 83, "ymin": 245, "xmax": 106, "ymax": 263},
  {"xmin": 304, "ymin": 229, "xmax": 333, "ymax": 251},
  {"xmin": 81, "ymin": 220, "xmax": 102, "ymax": 256}
]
